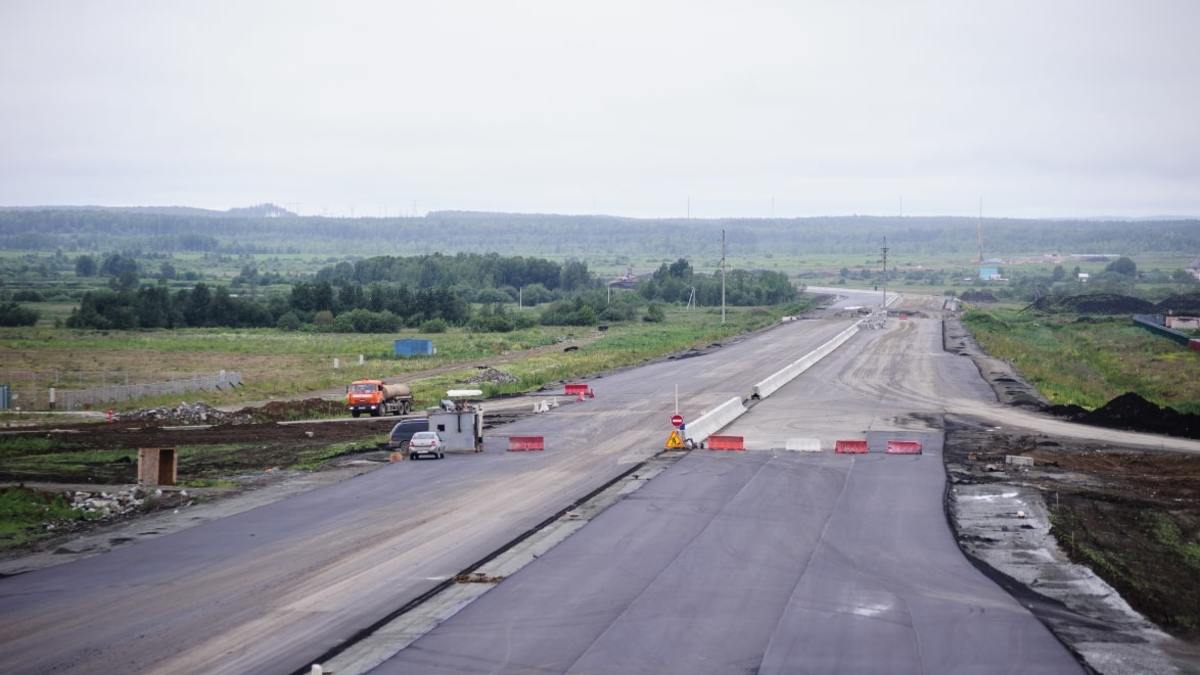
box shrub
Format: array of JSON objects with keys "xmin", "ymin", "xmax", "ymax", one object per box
[
  {"xmin": 0, "ymin": 302, "xmax": 39, "ymax": 327},
  {"xmin": 276, "ymin": 311, "xmax": 302, "ymax": 331},
  {"xmin": 419, "ymin": 318, "xmax": 448, "ymax": 333},
  {"xmin": 12, "ymin": 290, "xmax": 43, "ymax": 302}
]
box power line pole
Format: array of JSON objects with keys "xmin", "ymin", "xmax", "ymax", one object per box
[
  {"xmin": 880, "ymin": 236, "xmax": 889, "ymax": 312},
  {"xmin": 977, "ymin": 197, "xmax": 984, "ymax": 264},
  {"xmin": 721, "ymin": 229, "xmax": 727, "ymax": 325}
]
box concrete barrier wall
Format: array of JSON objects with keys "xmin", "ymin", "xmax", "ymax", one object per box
[
  {"xmin": 686, "ymin": 396, "xmax": 747, "ymax": 444},
  {"xmin": 753, "ymin": 323, "xmax": 860, "ymax": 399}
]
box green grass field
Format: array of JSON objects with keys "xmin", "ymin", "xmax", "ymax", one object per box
[
  {"xmin": 0, "ymin": 303, "xmax": 795, "ymax": 412},
  {"xmin": 962, "ymin": 306, "xmax": 1200, "ymax": 414}
]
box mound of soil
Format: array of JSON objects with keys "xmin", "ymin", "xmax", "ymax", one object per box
[
  {"xmin": 1053, "ymin": 293, "xmax": 1156, "ymax": 314},
  {"xmin": 959, "ymin": 290, "xmax": 998, "ymax": 303},
  {"xmin": 1048, "ymin": 392, "xmax": 1200, "ymax": 439},
  {"xmin": 1156, "ymin": 293, "xmax": 1200, "ymax": 314},
  {"xmin": 237, "ymin": 398, "xmax": 345, "ymax": 423}
]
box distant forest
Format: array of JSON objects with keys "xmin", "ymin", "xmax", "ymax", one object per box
[{"xmin": 0, "ymin": 207, "xmax": 1197, "ymax": 258}]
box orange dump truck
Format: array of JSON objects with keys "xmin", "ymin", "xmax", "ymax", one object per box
[{"xmin": 347, "ymin": 379, "xmax": 413, "ymax": 417}]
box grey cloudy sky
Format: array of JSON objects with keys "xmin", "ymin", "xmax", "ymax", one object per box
[{"xmin": 1, "ymin": 0, "xmax": 1197, "ymax": 218}]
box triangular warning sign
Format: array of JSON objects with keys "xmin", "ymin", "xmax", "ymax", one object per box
[{"xmin": 665, "ymin": 429, "xmax": 685, "ymax": 450}]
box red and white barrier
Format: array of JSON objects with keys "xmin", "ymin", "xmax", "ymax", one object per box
[
  {"xmin": 886, "ymin": 440, "xmax": 922, "ymax": 455},
  {"xmin": 834, "ymin": 439, "xmax": 868, "ymax": 454},
  {"xmin": 564, "ymin": 383, "xmax": 595, "ymax": 399},
  {"xmin": 508, "ymin": 436, "xmax": 545, "ymax": 452},
  {"xmin": 707, "ymin": 435, "xmax": 745, "ymax": 451}
]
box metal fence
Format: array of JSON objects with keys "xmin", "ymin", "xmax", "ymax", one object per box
[
  {"xmin": 1132, "ymin": 314, "xmax": 1192, "ymax": 346},
  {"xmin": 54, "ymin": 371, "xmax": 244, "ymax": 410}
]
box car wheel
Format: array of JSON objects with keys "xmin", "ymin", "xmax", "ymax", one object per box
[{"xmin": 438, "ymin": 452, "xmax": 445, "ymax": 459}]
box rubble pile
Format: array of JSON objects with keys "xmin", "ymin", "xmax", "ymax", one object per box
[
  {"xmin": 54, "ymin": 486, "xmax": 195, "ymax": 524},
  {"xmin": 462, "ymin": 367, "xmax": 518, "ymax": 385},
  {"xmin": 117, "ymin": 402, "xmax": 250, "ymax": 426}
]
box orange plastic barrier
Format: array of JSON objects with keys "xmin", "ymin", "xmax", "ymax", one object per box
[
  {"xmin": 886, "ymin": 440, "xmax": 922, "ymax": 455},
  {"xmin": 707, "ymin": 435, "xmax": 745, "ymax": 451},
  {"xmin": 508, "ymin": 436, "xmax": 545, "ymax": 452},
  {"xmin": 834, "ymin": 439, "xmax": 868, "ymax": 454},
  {"xmin": 564, "ymin": 383, "xmax": 595, "ymax": 398}
]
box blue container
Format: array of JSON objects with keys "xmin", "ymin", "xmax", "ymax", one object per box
[
  {"xmin": 0, "ymin": 383, "xmax": 9, "ymax": 410},
  {"xmin": 394, "ymin": 338, "xmax": 436, "ymax": 358}
]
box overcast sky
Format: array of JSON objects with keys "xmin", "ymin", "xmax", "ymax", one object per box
[{"xmin": 1, "ymin": 1, "xmax": 1197, "ymax": 218}]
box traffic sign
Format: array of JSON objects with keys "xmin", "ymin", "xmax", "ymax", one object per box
[
  {"xmin": 671, "ymin": 414, "xmax": 684, "ymax": 428},
  {"xmin": 665, "ymin": 429, "xmax": 685, "ymax": 449}
]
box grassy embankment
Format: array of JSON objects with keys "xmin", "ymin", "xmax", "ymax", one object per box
[{"xmin": 962, "ymin": 306, "xmax": 1200, "ymax": 415}]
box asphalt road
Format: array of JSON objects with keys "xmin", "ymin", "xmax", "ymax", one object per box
[
  {"xmin": 0, "ymin": 293, "xmax": 874, "ymax": 675},
  {"xmin": 374, "ymin": 311, "xmax": 1083, "ymax": 674}
]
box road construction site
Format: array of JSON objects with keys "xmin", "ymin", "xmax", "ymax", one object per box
[
  {"xmin": 0, "ymin": 293, "xmax": 867, "ymax": 674},
  {"xmin": 3, "ymin": 288, "xmax": 1200, "ymax": 674}
]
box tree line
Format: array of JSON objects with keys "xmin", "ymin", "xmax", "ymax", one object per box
[
  {"xmin": 60, "ymin": 253, "xmax": 800, "ymax": 332},
  {"xmin": 4, "ymin": 208, "xmax": 1199, "ymax": 259}
]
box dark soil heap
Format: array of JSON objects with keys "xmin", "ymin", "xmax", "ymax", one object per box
[
  {"xmin": 236, "ymin": 398, "xmax": 345, "ymax": 423},
  {"xmin": 1156, "ymin": 292, "xmax": 1200, "ymax": 314},
  {"xmin": 1048, "ymin": 392, "xmax": 1200, "ymax": 439},
  {"xmin": 959, "ymin": 290, "xmax": 998, "ymax": 303},
  {"xmin": 1041, "ymin": 293, "xmax": 1157, "ymax": 314}
]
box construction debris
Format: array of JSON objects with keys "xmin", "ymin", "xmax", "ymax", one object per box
[
  {"xmin": 117, "ymin": 402, "xmax": 248, "ymax": 426},
  {"xmin": 64, "ymin": 486, "xmax": 149, "ymax": 519},
  {"xmin": 462, "ymin": 367, "xmax": 518, "ymax": 385}
]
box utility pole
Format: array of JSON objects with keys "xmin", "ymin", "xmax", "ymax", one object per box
[
  {"xmin": 687, "ymin": 196, "xmax": 691, "ymax": 220},
  {"xmin": 721, "ymin": 229, "xmax": 727, "ymax": 325},
  {"xmin": 881, "ymin": 237, "xmax": 889, "ymax": 312},
  {"xmin": 977, "ymin": 197, "xmax": 984, "ymax": 264}
]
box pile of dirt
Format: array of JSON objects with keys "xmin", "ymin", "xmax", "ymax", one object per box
[
  {"xmin": 1047, "ymin": 392, "xmax": 1200, "ymax": 439},
  {"xmin": 1156, "ymin": 293, "xmax": 1200, "ymax": 314},
  {"xmin": 117, "ymin": 402, "xmax": 249, "ymax": 426},
  {"xmin": 959, "ymin": 290, "xmax": 998, "ymax": 303},
  {"xmin": 236, "ymin": 398, "xmax": 345, "ymax": 423},
  {"xmin": 461, "ymin": 367, "xmax": 518, "ymax": 385},
  {"xmin": 1034, "ymin": 293, "xmax": 1156, "ymax": 314}
]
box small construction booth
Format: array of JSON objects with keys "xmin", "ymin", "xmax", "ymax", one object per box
[{"xmin": 429, "ymin": 389, "xmax": 484, "ymax": 453}]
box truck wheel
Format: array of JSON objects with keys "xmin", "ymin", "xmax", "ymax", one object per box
[
  {"xmin": 370, "ymin": 407, "xmax": 381, "ymax": 417},
  {"xmin": 351, "ymin": 410, "xmax": 360, "ymax": 418}
]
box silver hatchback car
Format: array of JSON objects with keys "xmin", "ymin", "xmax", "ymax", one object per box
[{"xmin": 408, "ymin": 431, "xmax": 445, "ymax": 460}]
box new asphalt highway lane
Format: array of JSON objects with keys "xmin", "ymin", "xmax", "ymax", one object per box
[
  {"xmin": 0, "ymin": 291, "xmax": 878, "ymax": 674},
  {"xmin": 374, "ymin": 309, "xmax": 1085, "ymax": 674}
]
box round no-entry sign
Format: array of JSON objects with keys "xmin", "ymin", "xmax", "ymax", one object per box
[{"xmin": 671, "ymin": 414, "xmax": 684, "ymax": 428}]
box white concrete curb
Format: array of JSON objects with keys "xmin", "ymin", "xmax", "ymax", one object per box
[
  {"xmin": 752, "ymin": 322, "xmax": 861, "ymax": 400},
  {"xmin": 685, "ymin": 397, "xmax": 747, "ymax": 445}
]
